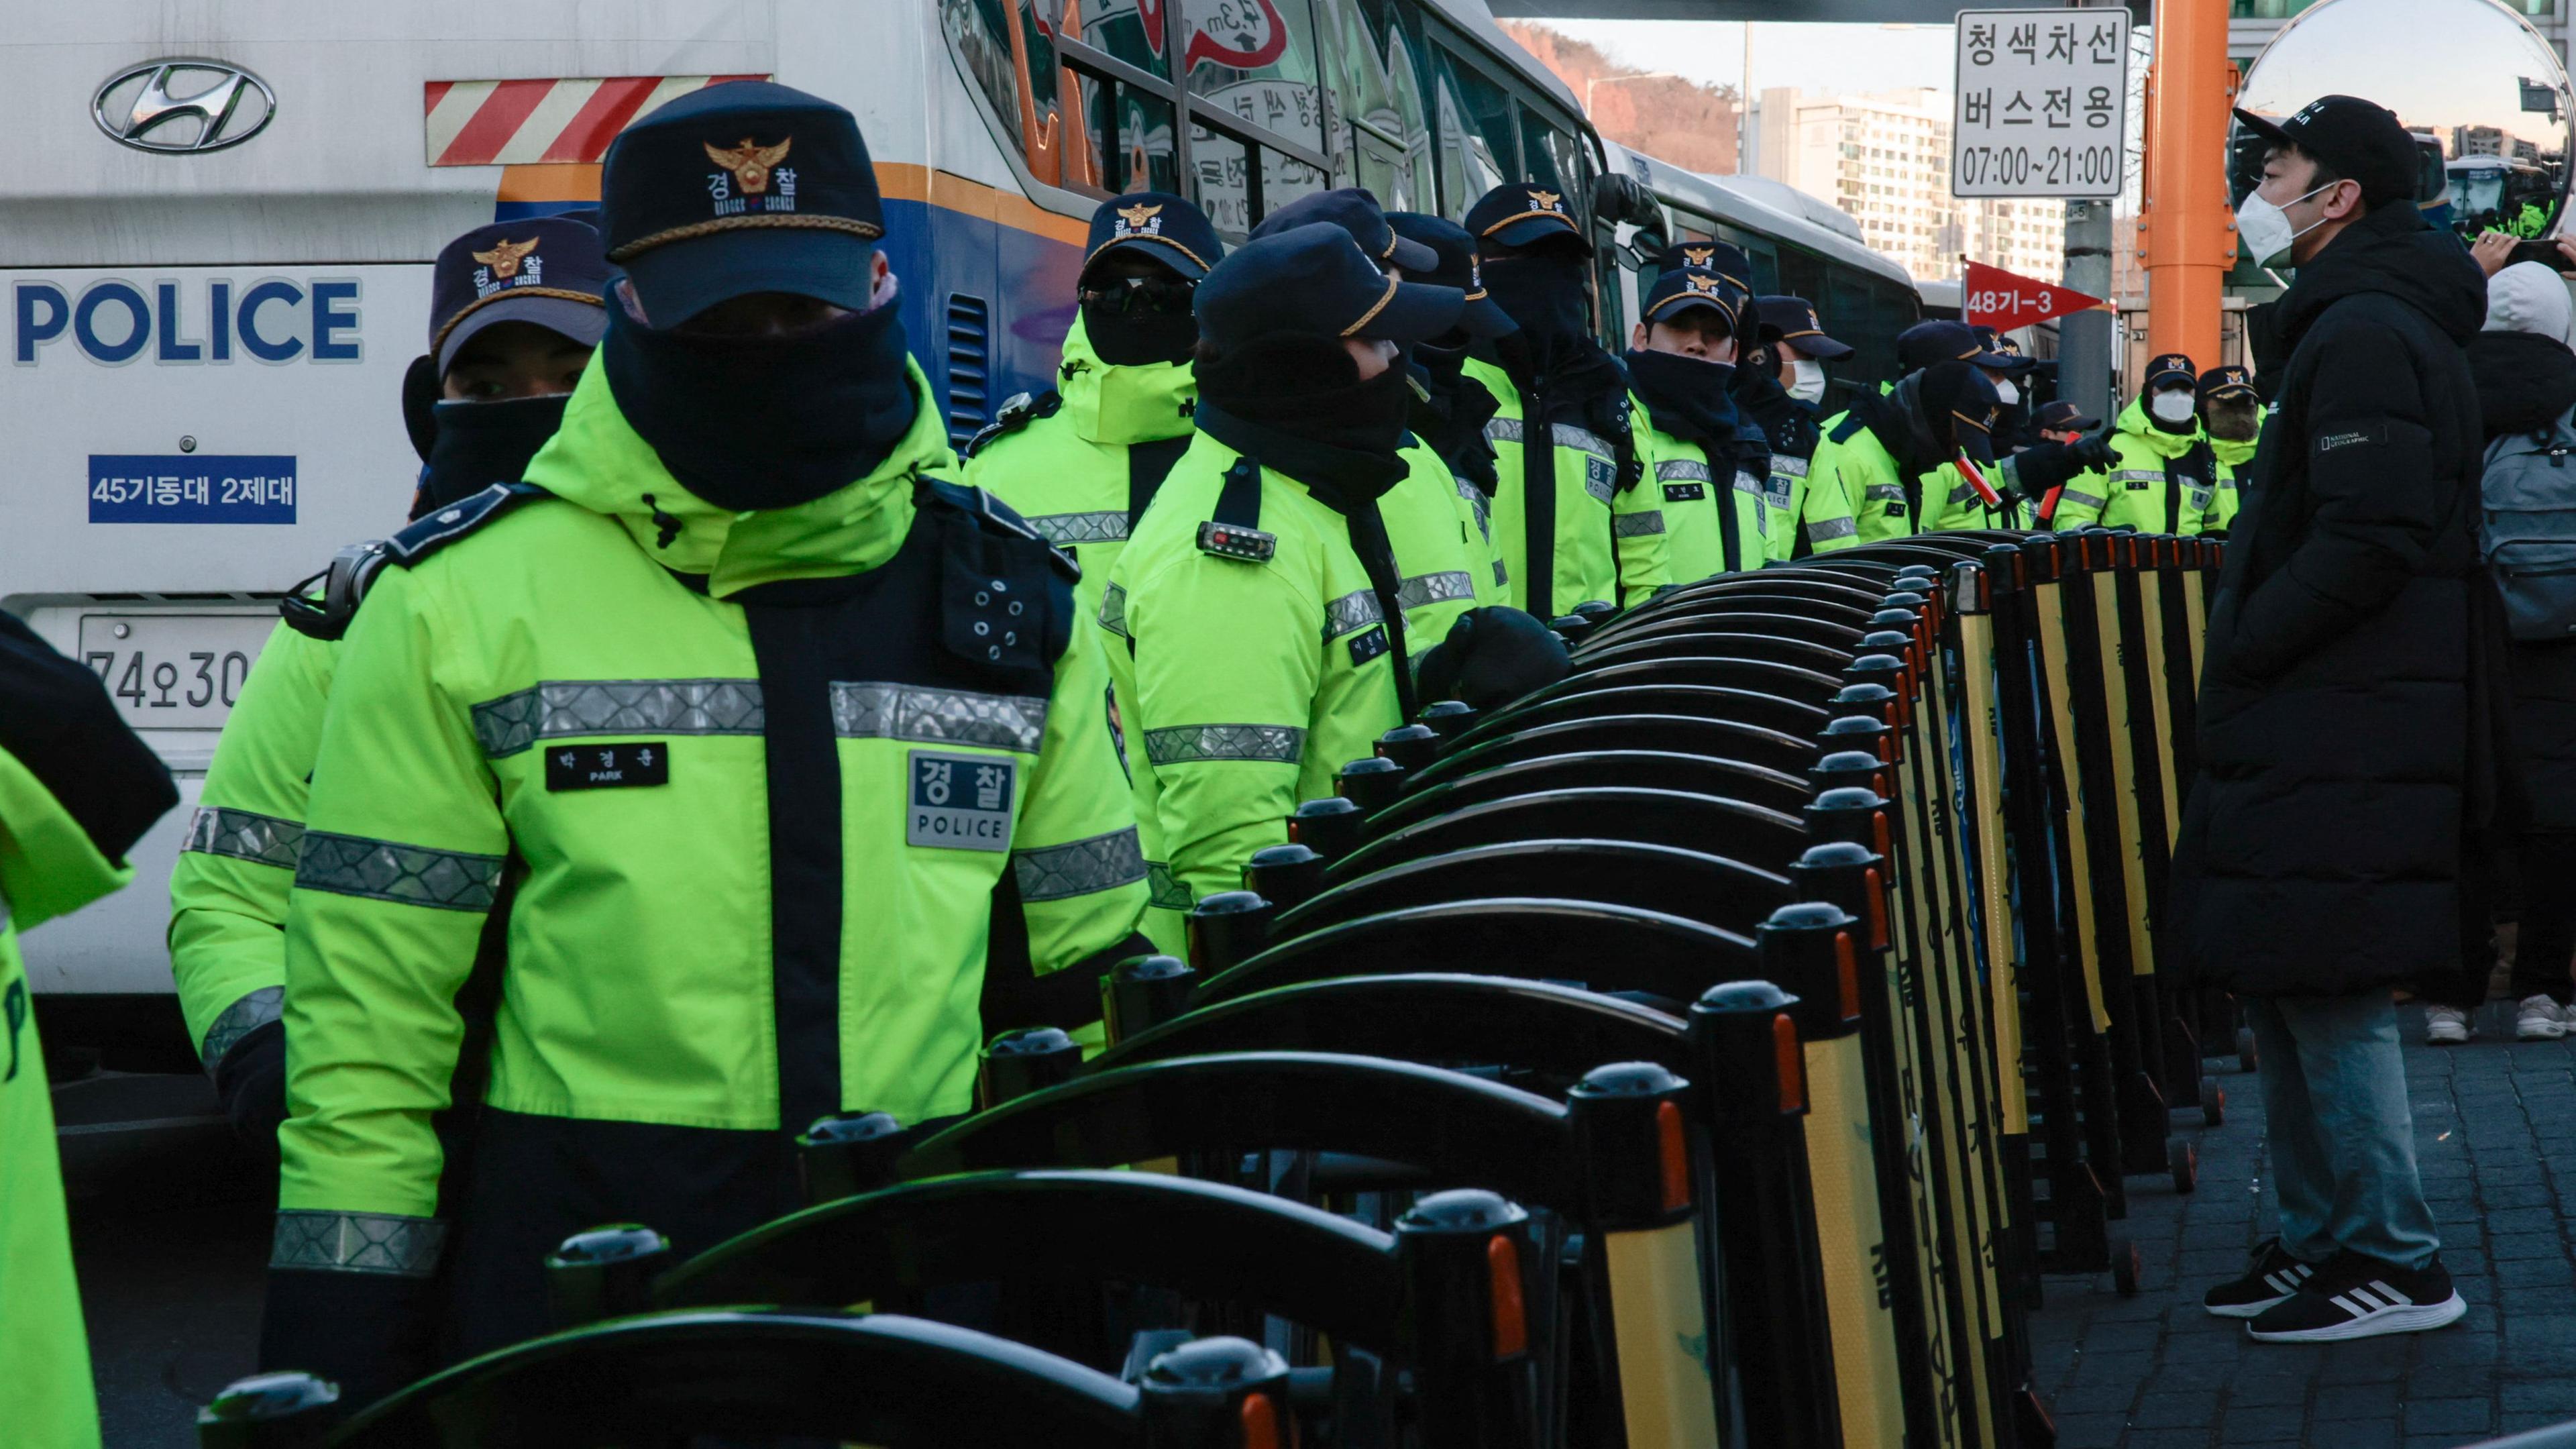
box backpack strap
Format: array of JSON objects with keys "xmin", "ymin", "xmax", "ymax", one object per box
[{"xmin": 278, "ymin": 482, "xmax": 550, "ymax": 641}]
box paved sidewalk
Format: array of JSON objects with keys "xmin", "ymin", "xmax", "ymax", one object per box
[{"xmin": 2031, "ymin": 1002, "xmax": 2576, "ymax": 1448}]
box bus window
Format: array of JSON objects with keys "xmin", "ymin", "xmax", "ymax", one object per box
[
  {"xmin": 1774, "ymin": 247, "xmax": 1825, "ymax": 313},
  {"xmin": 943, "ymin": 0, "xmax": 1069, "ymax": 185},
  {"xmin": 1520, "ymin": 107, "xmax": 1582, "ymax": 197},
  {"xmin": 1188, "ymin": 119, "xmax": 1330, "ymax": 244},
  {"xmin": 1432, "ymin": 46, "xmax": 1516, "ymax": 219},
  {"xmin": 1075, "ymin": 78, "xmax": 1181, "ymax": 195},
  {"xmin": 1322, "ymin": 0, "xmax": 1436, "ymax": 212},
  {"xmin": 1185, "ymin": 0, "xmax": 1326, "ymax": 152}
]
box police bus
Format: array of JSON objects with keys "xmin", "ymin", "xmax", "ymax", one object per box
[{"xmin": 3, "ymin": 0, "xmax": 1918, "ymax": 1065}]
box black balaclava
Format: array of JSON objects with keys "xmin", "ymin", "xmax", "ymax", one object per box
[
  {"xmin": 1624, "ymin": 347, "xmax": 1742, "ymax": 448},
  {"xmin": 412, "ymin": 392, "xmax": 572, "ymax": 519},
  {"xmin": 601, "ymin": 297, "xmax": 919, "ymax": 511},
  {"xmin": 1408, "ymin": 339, "xmax": 1502, "ymax": 488},
  {"xmin": 2204, "ymin": 395, "xmax": 2261, "ymax": 443},
  {"xmin": 1479, "ymin": 252, "xmax": 1592, "ymax": 355},
  {"xmin": 1193, "ymin": 334, "xmax": 1412, "ymax": 498},
  {"xmin": 1079, "ymin": 269, "xmax": 1199, "ymax": 366}
]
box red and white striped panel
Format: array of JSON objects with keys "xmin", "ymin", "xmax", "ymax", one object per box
[{"xmin": 424, "ymin": 75, "xmax": 769, "ymax": 167}]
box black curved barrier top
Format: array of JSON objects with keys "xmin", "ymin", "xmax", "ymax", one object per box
[
  {"xmin": 1189, "ymin": 898, "xmax": 1762, "ymax": 1010},
  {"xmin": 1569, "ymin": 631, "xmax": 1857, "ymax": 677},
  {"xmin": 1456, "ymin": 680, "xmax": 1831, "ymax": 753},
  {"xmin": 656, "ymin": 1170, "xmax": 1405, "ymax": 1347},
  {"xmin": 1370, "ymin": 750, "xmax": 1813, "ymax": 827},
  {"xmin": 1276, "ymin": 837, "xmax": 1793, "ymax": 936},
  {"xmin": 897, "ymin": 1051, "xmax": 1588, "ymax": 1214},
  {"xmin": 325, "ymin": 1310, "xmax": 1138, "ymax": 1448},
  {"xmin": 1094, "ymin": 973, "xmax": 1691, "ymax": 1084},
  {"xmin": 1580, "ymin": 607, "xmax": 1868, "ymax": 653},
  {"xmin": 1339, "ymin": 786, "xmax": 1807, "ymax": 877},
  {"xmin": 1523, "ymin": 655, "xmax": 1844, "ymax": 706},
  {"xmin": 1409, "ymin": 712, "xmax": 1819, "ymax": 789}
]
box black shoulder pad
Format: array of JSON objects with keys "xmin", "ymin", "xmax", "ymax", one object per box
[
  {"xmin": 384, "ymin": 482, "xmax": 551, "ymax": 566},
  {"xmin": 280, "ymin": 482, "xmax": 549, "ymax": 642},
  {"xmin": 1826, "ymin": 410, "xmax": 1868, "ymax": 445},
  {"xmin": 963, "ymin": 389, "xmax": 1063, "ymax": 458},
  {"xmin": 925, "ymin": 479, "xmax": 1081, "ymax": 583}
]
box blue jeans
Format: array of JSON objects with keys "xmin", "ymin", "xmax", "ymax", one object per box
[{"xmin": 2242, "ymin": 991, "xmax": 2441, "ymax": 1271}]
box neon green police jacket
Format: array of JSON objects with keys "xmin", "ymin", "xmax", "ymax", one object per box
[
  {"xmin": 2, "ymin": 747, "xmax": 129, "ymax": 1449},
  {"xmin": 1461, "ymin": 358, "xmax": 1672, "ymax": 614},
  {"xmin": 962, "ymin": 312, "xmax": 1199, "ymax": 624},
  {"xmin": 2208, "ymin": 430, "xmax": 2257, "ymax": 533},
  {"xmin": 1631, "ymin": 401, "xmax": 1776, "ymax": 581},
  {"xmin": 2049, "ymin": 396, "xmax": 2222, "ymax": 535},
  {"xmin": 167, "ymin": 625, "xmax": 330, "ymax": 1081},
  {"xmin": 272, "ymin": 355, "xmax": 1149, "ymax": 1266},
  {"xmin": 1102, "ymin": 431, "xmax": 1483, "ymax": 923}
]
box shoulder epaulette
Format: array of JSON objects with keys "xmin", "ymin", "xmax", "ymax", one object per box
[
  {"xmin": 1197, "ymin": 457, "xmax": 1275, "ymax": 564},
  {"xmin": 1826, "ymin": 410, "xmax": 1868, "ymax": 445},
  {"xmin": 279, "ymin": 482, "xmax": 549, "ymax": 641},
  {"xmin": 924, "ymin": 478, "xmax": 1081, "ymax": 583},
  {"xmin": 963, "ymin": 390, "xmax": 1063, "ymax": 458}
]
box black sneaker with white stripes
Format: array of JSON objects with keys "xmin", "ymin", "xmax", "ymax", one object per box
[
  {"xmin": 2203, "ymin": 1238, "xmax": 2318, "ymax": 1318},
  {"xmin": 2245, "ymin": 1252, "xmax": 2465, "ymax": 1342}
]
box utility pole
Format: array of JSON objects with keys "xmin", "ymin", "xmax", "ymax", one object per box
[{"xmin": 2141, "ymin": 0, "xmax": 2230, "ymax": 376}]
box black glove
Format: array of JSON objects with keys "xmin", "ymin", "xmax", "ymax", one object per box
[
  {"xmin": 1999, "ymin": 433, "xmax": 2114, "ymax": 502},
  {"xmin": 214, "ymin": 1019, "xmax": 288, "ymax": 1153},
  {"xmin": 1413, "ymin": 607, "xmax": 1571, "ymax": 710}
]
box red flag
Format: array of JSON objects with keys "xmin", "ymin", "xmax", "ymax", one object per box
[{"xmin": 1962, "ymin": 260, "xmax": 2103, "ymax": 333}]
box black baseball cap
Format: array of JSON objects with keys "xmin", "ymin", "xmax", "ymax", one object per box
[
  {"xmin": 1252, "ymin": 188, "xmax": 1436, "ymax": 276},
  {"xmin": 2144, "ymin": 352, "xmax": 2198, "ymax": 392},
  {"xmin": 1973, "ymin": 325, "xmax": 2039, "ymax": 374},
  {"xmin": 2033, "ymin": 399, "xmax": 2100, "ymax": 432},
  {"xmin": 1083, "ymin": 191, "xmax": 1223, "ymax": 281},
  {"xmin": 603, "ymin": 80, "xmax": 883, "ymax": 325},
  {"xmin": 431, "ymin": 217, "xmax": 610, "ymax": 376},
  {"xmin": 1640, "ymin": 266, "xmax": 1744, "ymax": 332},
  {"xmin": 2198, "ymin": 364, "xmax": 2257, "ymax": 401},
  {"xmin": 1659, "ymin": 239, "xmax": 1753, "ymax": 290},
  {"xmin": 2232, "ymin": 95, "xmax": 2421, "ymax": 209},
  {"xmin": 1195, "ymin": 224, "xmax": 1465, "ymax": 355},
  {"xmin": 1921, "ymin": 361, "xmax": 2002, "ymax": 467},
  {"xmin": 1756, "ymin": 295, "xmax": 1853, "ymax": 360},
  {"xmin": 1897, "ymin": 319, "xmax": 2012, "ymax": 374},
  {"xmin": 1387, "ymin": 212, "xmax": 1516, "ymax": 339},
  {"xmin": 1466, "ymin": 181, "xmax": 1590, "ymax": 254}
]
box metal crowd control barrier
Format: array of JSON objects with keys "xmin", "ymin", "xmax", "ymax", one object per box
[{"xmin": 212, "ymin": 525, "xmax": 2234, "ymax": 1448}]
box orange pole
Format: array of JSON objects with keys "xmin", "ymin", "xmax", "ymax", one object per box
[{"xmin": 2143, "ymin": 0, "xmax": 2231, "ymax": 372}]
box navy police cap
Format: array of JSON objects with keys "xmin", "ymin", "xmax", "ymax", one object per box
[
  {"xmin": 1196, "ymin": 224, "xmax": 1465, "ymax": 355},
  {"xmin": 1659, "ymin": 239, "xmax": 1754, "ymax": 291},
  {"xmin": 2145, "ymin": 352, "xmax": 2199, "ymax": 392},
  {"xmin": 1756, "ymin": 295, "xmax": 1853, "ymax": 360},
  {"xmin": 1252, "ymin": 187, "xmax": 1438, "ymax": 276},
  {"xmin": 1465, "ymin": 181, "xmax": 1590, "ymax": 254},
  {"xmin": 1897, "ymin": 319, "xmax": 2012, "ymax": 375},
  {"xmin": 1389, "ymin": 211, "xmax": 1516, "ymax": 339},
  {"xmin": 603, "ymin": 80, "xmax": 883, "ymax": 326},
  {"xmin": 1084, "ymin": 191, "xmax": 1223, "ymax": 280},
  {"xmin": 431, "ymin": 215, "xmax": 610, "ymax": 376},
  {"xmin": 2199, "ymin": 364, "xmax": 2257, "ymax": 400},
  {"xmin": 1640, "ymin": 266, "xmax": 1745, "ymax": 331}
]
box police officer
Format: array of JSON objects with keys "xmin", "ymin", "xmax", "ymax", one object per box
[
  {"xmin": 1104, "ymin": 225, "xmax": 1562, "ymax": 912},
  {"xmin": 963, "ymin": 191, "xmax": 1221, "ymax": 623},
  {"xmin": 2031, "ymin": 398, "xmax": 2102, "ymax": 446},
  {"xmin": 168, "ymin": 217, "xmax": 612, "ymax": 1150},
  {"xmin": 258, "ymin": 83, "xmax": 1150, "ymax": 1405},
  {"xmin": 1389, "ymin": 210, "xmax": 1515, "ymax": 520},
  {"xmin": 1975, "ymin": 325, "xmax": 2040, "ymax": 447},
  {"xmin": 2051, "ymin": 352, "xmax": 2224, "ymax": 533},
  {"xmin": 2198, "ymin": 364, "xmax": 2261, "ymax": 533},
  {"xmin": 1463, "ymin": 182, "xmax": 1674, "ymax": 616},
  {"xmin": 1811, "ymin": 358, "xmax": 2017, "ymax": 540},
  {"xmin": 0, "ymin": 610, "xmax": 177, "ymax": 1449},
  {"xmin": 1625, "ymin": 267, "xmax": 1774, "ymax": 579},
  {"xmin": 1736, "ymin": 294, "xmax": 1858, "ymax": 560}
]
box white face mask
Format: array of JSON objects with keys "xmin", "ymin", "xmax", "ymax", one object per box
[
  {"xmin": 2235, "ymin": 179, "xmax": 2337, "ymax": 270},
  {"xmin": 2150, "ymin": 390, "xmax": 2198, "ymax": 424},
  {"xmin": 1994, "ymin": 378, "xmax": 2021, "ymax": 407},
  {"xmin": 1788, "ymin": 359, "xmax": 1827, "ymax": 404}
]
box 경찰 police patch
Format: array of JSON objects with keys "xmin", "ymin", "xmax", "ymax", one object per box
[{"xmin": 908, "ymin": 749, "xmax": 1015, "ymax": 853}]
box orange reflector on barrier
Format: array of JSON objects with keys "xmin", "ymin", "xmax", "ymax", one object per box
[
  {"xmin": 1773, "ymin": 1013, "xmax": 1805, "ymax": 1113},
  {"xmin": 1241, "ymin": 1393, "xmax": 1282, "ymax": 1449},
  {"xmin": 1487, "ymin": 1234, "xmax": 1529, "ymax": 1359},
  {"xmin": 1872, "ymin": 811, "xmax": 1892, "ymax": 863},
  {"xmin": 1835, "ymin": 931, "xmax": 1862, "ymax": 1024},
  {"xmin": 1656, "ymin": 1099, "xmax": 1692, "ymax": 1212},
  {"xmin": 1863, "ymin": 867, "xmax": 1890, "ymax": 950}
]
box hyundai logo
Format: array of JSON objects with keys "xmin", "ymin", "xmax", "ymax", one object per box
[{"xmin": 93, "ymin": 60, "xmax": 275, "ymax": 154}]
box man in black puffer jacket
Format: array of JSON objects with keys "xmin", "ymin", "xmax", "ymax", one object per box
[{"xmin": 2173, "ymin": 95, "xmax": 2496, "ymax": 1344}]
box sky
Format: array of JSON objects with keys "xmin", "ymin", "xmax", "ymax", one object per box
[{"xmin": 1528, "ymin": 19, "xmax": 1964, "ymax": 98}]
